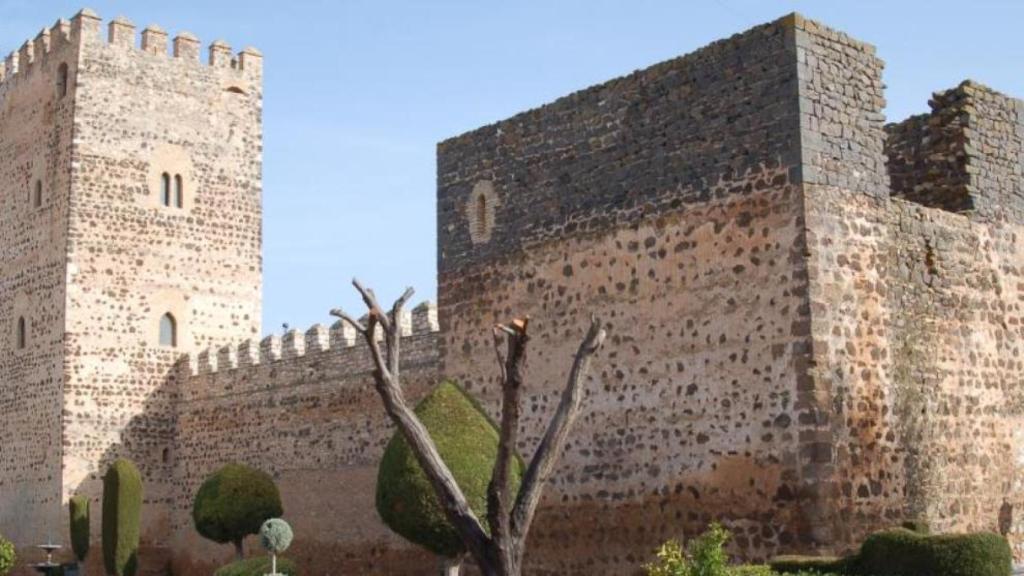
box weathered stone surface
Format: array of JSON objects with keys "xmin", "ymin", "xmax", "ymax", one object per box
[{"xmin": 3, "ymin": 8, "xmax": 1024, "ymax": 576}]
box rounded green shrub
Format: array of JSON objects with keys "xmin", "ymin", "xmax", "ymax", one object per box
[
  {"xmin": 375, "ymin": 380, "xmax": 523, "ymax": 559},
  {"xmin": 213, "ymin": 556, "xmax": 297, "ymax": 576},
  {"xmin": 69, "ymin": 494, "xmax": 90, "ymax": 563},
  {"xmin": 260, "ymin": 519, "xmax": 293, "ymax": 554},
  {"xmin": 0, "ymin": 533, "xmax": 15, "ymax": 575},
  {"xmin": 193, "ymin": 463, "xmax": 283, "ymax": 559},
  {"xmin": 858, "ymin": 528, "xmax": 1011, "ymax": 576},
  {"xmin": 102, "ymin": 458, "xmax": 143, "ymax": 576}
]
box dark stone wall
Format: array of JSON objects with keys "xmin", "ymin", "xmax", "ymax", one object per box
[
  {"xmin": 437, "ymin": 16, "xmax": 803, "ymax": 275},
  {"xmin": 884, "ymin": 82, "xmax": 1024, "ymax": 218},
  {"xmin": 791, "ymin": 14, "xmax": 890, "ymax": 552},
  {"xmin": 436, "ymin": 14, "xmax": 818, "ymax": 573}
]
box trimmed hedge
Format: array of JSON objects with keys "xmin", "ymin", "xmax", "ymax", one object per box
[
  {"xmin": 193, "ymin": 463, "xmax": 283, "ymax": 557},
  {"xmin": 857, "ymin": 528, "xmax": 1011, "ymax": 576},
  {"xmin": 376, "ymin": 380, "xmax": 524, "ymax": 558},
  {"xmin": 769, "ymin": 555, "xmax": 849, "ymax": 574},
  {"xmin": 69, "ymin": 495, "xmax": 90, "ymax": 563},
  {"xmin": 102, "ymin": 458, "xmax": 143, "ymax": 576},
  {"xmin": 213, "ymin": 556, "xmax": 297, "ymax": 576}
]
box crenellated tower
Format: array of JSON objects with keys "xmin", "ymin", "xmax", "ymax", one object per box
[{"xmin": 0, "ymin": 8, "xmax": 263, "ymax": 550}]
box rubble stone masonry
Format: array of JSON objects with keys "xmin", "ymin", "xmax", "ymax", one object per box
[{"xmin": 2, "ymin": 8, "xmax": 1024, "ymax": 576}]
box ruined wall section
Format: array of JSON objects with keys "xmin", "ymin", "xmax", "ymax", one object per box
[
  {"xmin": 170, "ymin": 304, "xmax": 442, "ymax": 575},
  {"xmin": 885, "ymin": 82, "xmax": 1024, "ymax": 218},
  {"xmin": 437, "ymin": 16, "xmax": 813, "ymax": 571},
  {"xmin": 964, "ymin": 83, "xmax": 1024, "ymax": 221},
  {"xmin": 802, "ymin": 18, "xmax": 1024, "ymax": 556},
  {"xmin": 0, "ymin": 17, "xmax": 79, "ymax": 545},
  {"xmin": 60, "ymin": 9, "xmax": 263, "ymax": 547},
  {"xmin": 884, "ymin": 95, "xmax": 972, "ymax": 212}
]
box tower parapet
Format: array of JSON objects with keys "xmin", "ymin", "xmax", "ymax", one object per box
[{"xmin": 0, "ymin": 8, "xmax": 262, "ymax": 101}]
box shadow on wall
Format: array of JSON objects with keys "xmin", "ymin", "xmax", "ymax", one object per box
[{"xmin": 53, "ymin": 322, "xmax": 445, "ymax": 576}]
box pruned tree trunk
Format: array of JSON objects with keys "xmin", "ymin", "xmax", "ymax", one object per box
[
  {"xmin": 233, "ymin": 539, "xmax": 244, "ymax": 561},
  {"xmin": 441, "ymin": 556, "xmax": 462, "ymax": 576},
  {"xmin": 332, "ymin": 279, "xmax": 606, "ymax": 576}
]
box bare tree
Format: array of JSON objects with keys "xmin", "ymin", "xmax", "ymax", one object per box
[{"xmin": 331, "ymin": 279, "xmax": 606, "ymax": 576}]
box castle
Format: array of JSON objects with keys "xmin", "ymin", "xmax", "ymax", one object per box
[{"xmin": 1, "ymin": 8, "xmax": 1023, "ymax": 575}]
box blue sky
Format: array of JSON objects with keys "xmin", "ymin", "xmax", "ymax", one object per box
[{"xmin": 3, "ymin": 1, "xmax": 1023, "ymax": 335}]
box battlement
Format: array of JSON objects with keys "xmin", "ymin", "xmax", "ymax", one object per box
[
  {"xmin": 0, "ymin": 17, "xmax": 71, "ymax": 85},
  {"xmin": 885, "ymin": 80, "xmax": 1024, "ymax": 219},
  {"xmin": 0, "ymin": 8, "xmax": 261, "ymax": 96},
  {"xmin": 176, "ymin": 301, "xmax": 439, "ymax": 401}
]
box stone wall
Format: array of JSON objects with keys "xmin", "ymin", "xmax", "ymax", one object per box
[
  {"xmin": 169, "ymin": 303, "xmax": 440, "ymax": 575},
  {"xmin": 1, "ymin": 8, "xmax": 263, "ymax": 573},
  {"xmin": 3, "ymin": 8, "xmax": 1024, "ymax": 576},
  {"xmin": 60, "ymin": 9, "xmax": 263, "ymax": 559},
  {"xmin": 437, "ymin": 15, "xmax": 814, "ymax": 573},
  {"xmin": 803, "ymin": 34, "xmax": 1024, "ymax": 558},
  {"xmin": 793, "ymin": 14, "xmax": 891, "ymax": 551},
  {"xmin": 885, "ymin": 81, "xmax": 1024, "ymax": 218},
  {"xmin": 0, "ymin": 15, "xmax": 78, "ymax": 547}
]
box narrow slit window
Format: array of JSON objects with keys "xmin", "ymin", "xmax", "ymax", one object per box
[
  {"xmin": 57, "ymin": 63, "xmax": 69, "ymax": 99},
  {"xmin": 161, "ymin": 173, "xmax": 171, "ymax": 207},
  {"xmin": 476, "ymin": 193, "xmax": 488, "ymax": 238},
  {"xmin": 159, "ymin": 313, "xmax": 177, "ymax": 347},
  {"xmin": 16, "ymin": 317, "xmax": 26, "ymax": 350},
  {"xmin": 174, "ymin": 174, "xmax": 183, "ymax": 208},
  {"xmin": 33, "ymin": 181, "xmax": 42, "ymax": 208}
]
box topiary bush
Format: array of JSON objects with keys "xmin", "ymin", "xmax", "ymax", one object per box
[
  {"xmin": 857, "ymin": 528, "xmax": 1011, "ymax": 576},
  {"xmin": 69, "ymin": 494, "xmax": 90, "ymax": 564},
  {"xmin": 102, "ymin": 458, "xmax": 143, "ymax": 576},
  {"xmin": 260, "ymin": 518, "xmax": 293, "ymax": 575},
  {"xmin": 0, "ymin": 533, "xmax": 15, "ymax": 576},
  {"xmin": 260, "ymin": 518, "xmax": 293, "ymax": 555},
  {"xmin": 375, "ymin": 380, "xmax": 524, "ymax": 560},
  {"xmin": 213, "ymin": 556, "xmax": 297, "ymax": 576},
  {"xmin": 193, "ymin": 463, "xmax": 283, "ymax": 559}
]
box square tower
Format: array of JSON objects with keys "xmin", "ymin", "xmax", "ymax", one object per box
[{"xmin": 0, "ymin": 9, "xmax": 262, "ymax": 547}]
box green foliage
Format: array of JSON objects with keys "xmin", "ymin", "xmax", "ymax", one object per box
[
  {"xmin": 644, "ymin": 524, "xmax": 750, "ymax": 576},
  {"xmin": 0, "ymin": 533, "xmax": 15, "ymax": 575},
  {"xmin": 689, "ymin": 523, "xmax": 731, "ymax": 576},
  {"xmin": 102, "ymin": 458, "xmax": 143, "ymax": 576},
  {"xmin": 259, "ymin": 519, "xmax": 294, "ymax": 554},
  {"xmin": 769, "ymin": 555, "xmax": 849, "ymax": 574},
  {"xmin": 213, "ymin": 556, "xmax": 297, "ymax": 576},
  {"xmin": 193, "ymin": 463, "xmax": 283, "ymax": 552},
  {"xmin": 69, "ymin": 495, "xmax": 91, "ymax": 562},
  {"xmin": 646, "ymin": 539, "xmax": 688, "ymax": 576},
  {"xmin": 375, "ymin": 381, "xmax": 524, "ymax": 558},
  {"xmin": 857, "ymin": 528, "xmax": 1011, "ymax": 576}
]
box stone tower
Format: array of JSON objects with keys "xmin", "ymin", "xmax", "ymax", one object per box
[{"xmin": 0, "ymin": 8, "xmax": 262, "ymax": 548}]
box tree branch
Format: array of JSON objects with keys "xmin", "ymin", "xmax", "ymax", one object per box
[
  {"xmin": 343, "ymin": 279, "xmax": 492, "ymax": 565},
  {"xmin": 511, "ymin": 316, "xmax": 605, "ymax": 542},
  {"xmin": 487, "ymin": 318, "xmax": 529, "ymax": 561}
]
